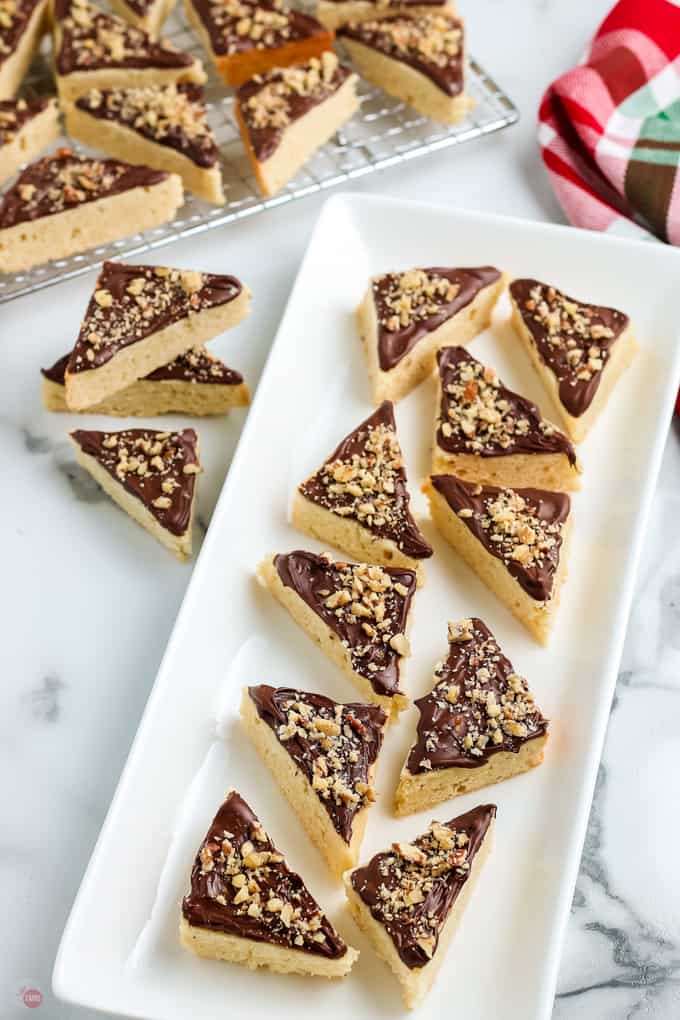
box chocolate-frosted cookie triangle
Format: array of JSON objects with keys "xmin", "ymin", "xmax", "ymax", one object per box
[
  {"xmin": 509, "ymin": 278, "xmax": 637, "ymax": 442},
  {"xmin": 53, "ymin": 0, "xmax": 205, "ymax": 100},
  {"xmin": 0, "ymin": 97, "xmax": 59, "ymax": 187},
  {"xmin": 70, "ymin": 426, "xmax": 200, "ymax": 559},
  {"xmin": 344, "ymin": 803, "xmax": 496, "ymax": 1008},
  {"xmin": 64, "ymin": 260, "xmax": 250, "ymax": 410},
  {"xmin": 242, "ymin": 684, "xmax": 385, "ymax": 874},
  {"xmin": 180, "ymin": 790, "xmax": 358, "ymax": 977},
  {"xmin": 396, "ymin": 617, "xmax": 547, "ymax": 815},
  {"xmin": 292, "ymin": 401, "xmax": 432, "ymax": 579},
  {"xmin": 433, "ymin": 346, "xmax": 581, "ymax": 490},
  {"xmin": 259, "ymin": 550, "xmax": 416, "ymax": 716},
  {"xmin": 424, "ymin": 474, "xmax": 571, "ymax": 644},
  {"xmin": 357, "ymin": 265, "xmax": 505, "ymax": 403}
]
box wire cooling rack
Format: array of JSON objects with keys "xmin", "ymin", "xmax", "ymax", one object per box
[{"xmin": 1, "ymin": 10, "xmax": 518, "ymax": 305}]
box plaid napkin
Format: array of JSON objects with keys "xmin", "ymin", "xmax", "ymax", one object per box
[{"xmin": 538, "ymin": 0, "xmax": 680, "ymax": 244}]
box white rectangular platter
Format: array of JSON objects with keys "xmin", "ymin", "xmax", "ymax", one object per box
[{"xmin": 53, "ymin": 194, "xmax": 680, "ymax": 1020}]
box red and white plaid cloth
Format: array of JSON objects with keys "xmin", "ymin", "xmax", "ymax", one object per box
[{"xmin": 539, "ymin": 0, "xmax": 680, "ymax": 245}]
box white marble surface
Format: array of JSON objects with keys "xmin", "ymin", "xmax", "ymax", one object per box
[{"xmin": 2, "ymin": 1, "xmax": 679, "ymax": 1017}]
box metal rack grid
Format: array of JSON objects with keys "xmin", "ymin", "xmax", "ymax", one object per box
[{"xmin": 0, "ymin": 11, "xmax": 519, "ymax": 305}]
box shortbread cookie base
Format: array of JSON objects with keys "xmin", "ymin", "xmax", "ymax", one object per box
[
  {"xmin": 64, "ymin": 103, "xmax": 224, "ymax": 204},
  {"xmin": 55, "ymin": 62, "xmax": 206, "ymax": 103},
  {"xmin": 0, "ymin": 173, "xmax": 183, "ymax": 274},
  {"xmin": 341, "ymin": 37, "xmax": 473, "ymax": 125},
  {"xmin": 394, "ymin": 734, "xmax": 547, "ymax": 816},
  {"xmin": 65, "ymin": 286, "xmax": 250, "ymax": 410},
  {"xmin": 316, "ymin": 0, "xmax": 454, "ymax": 30},
  {"xmin": 291, "ymin": 489, "xmax": 426, "ymax": 585},
  {"xmin": 108, "ymin": 0, "xmax": 176, "ymax": 36},
  {"xmin": 42, "ymin": 374, "xmax": 249, "ymax": 415},
  {"xmin": 179, "ymin": 916, "xmax": 358, "ymax": 977},
  {"xmin": 358, "ymin": 272, "xmax": 507, "ymax": 405},
  {"xmin": 240, "ymin": 689, "xmax": 374, "ymax": 876},
  {"xmin": 236, "ymin": 74, "xmax": 358, "ymax": 198},
  {"xmin": 509, "ymin": 302, "xmax": 639, "ymax": 443},
  {"xmin": 0, "ymin": 0, "xmax": 47, "ymax": 99},
  {"xmin": 0, "ymin": 101, "xmax": 60, "ymax": 187},
  {"xmin": 258, "ymin": 555, "xmax": 408, "ymax": 719},
  {"xmin": 343, "ymin": 818, "xmax": 494, "ymax": 1009},
  {"xmin": 71, "ymin": 437, "xmax": 195, "ymax": 559},
  {"xmin": 431, "ymin": 447, "xmax": 581, "ymax": 492},
  {"xmin": 425, "ymin": 481, "xmax": 571, "ymax": 645}
]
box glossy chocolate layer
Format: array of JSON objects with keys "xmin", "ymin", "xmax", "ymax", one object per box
[
  {"xmin": 370, "ymin": 266, "xmax": 501, "ymax": 372},
  {"xmin": 71, "ymin": 427, "xmax": 199, "ymax": 535},
  {"xmin": 248, "ymin": 684, "xmax": 385, "ymax": 842},
  {"xmin": 406, "ymin": 617, "xmax": 547, "ymax": 774},
  {"xmin": 299, "ymin": 401, "xmax": 433, "ymax": 561},
  {"xmin": 435, "ymin": 346, "xmax": 577, "ymax": 464},
  {"xmin": 75, "ymin": 84, "xmax": 219, "ymax": 169},
  {"xmin": 0, "ymin": 0, "xmax": 43, "ymax": 69},
  {"xmin": 190, "ymin": 0, "xmax": 326, "ymax": 57},
  {"xmin": 339, "ymin": 12, "xmax": 464, "ymax": 96},
  {"xmin": 510, "ymin": 279, "xmax": 630, "ymax": 418},
  {"xmin": 273, "ymin": 551, "xmax": 416, "ymax": 698},
  {"xmin": 0, "ymin": 151, "xmax": 167, "ymax": 229},
  {"xmin": 430, "ymin": 474, "xmax": 569, "ymax": 602},
  {"xmin": 121, "ymin": 0, "xmax": 155, "ymax": 15},
  {"xmin": 43, "ymin": 347, "xmax": 243, "ymax": 386},
  {"xmin": 66, "ymin": 262, "xmax": 242, "ymax": 375},
  {"xmin": 182, "ymin": 790, "xmax": 347, "ymax": 957},
  {"xmin": 351, "ymin": 803, "xmax": 495, "ymax": 968},
  {"xmin": 0, "ymin": 96, "xmax": 51, "ymax": 146},
  {"xmin": 237, "ymin": 58, "xmax": 352, "ymax": 162},
  {"xmin": 55, "ymin": 0, "xmax": 194, "ymax": 73}
]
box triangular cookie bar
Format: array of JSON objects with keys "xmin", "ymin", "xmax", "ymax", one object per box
[
  {"xmin": 424, "ymin": 474, "xmax": 571, "ymax": 644},
  {"xmin": 180, "ymin": 790, "xmax": 358, "ymax": 977},
  {"xmin": 70, "ymin": 426, "xmax": 200, "ymax": 559},
  {"xmin": 316, "ymin": 0, "xmax": 454, "ymax": 32},
  {"xmin": 241, "ymin": 684, "xmax": 385, "ymax": 874},
  {"xmin": 357, "ymin": 266, "xmax": 505, "ymax": 403},
  {"xmin": 395, "ymin": 617, "xmax": 547, "ymax": 815},
  {"xmin": 292, "ymin": 401, "xmax": 432, "ymax": 580},
  {"xmin": 0, "ymin": 0, "xmax": 48, "ymax": 101},
  {"xmin": 344, "ymin": 803, "xmax": 495, "ymax": 1008},
  {"xmin": 258, "ymin": 550, "xmax": 416, "ymax": 717},
  {"xmin": 0, "ymin": 149, "xmax": 183, "ymax": 273},
  {"xmin": 432, "ymin": 346, "xmax": 581, "ymax": 490},
  {"xmin": 64, "ymin": 260, "xmax": 250, "ymax": 410},
  {"xmin": 53, "ymin": 0, "xmax": 205, "ymax": 101},
  {"xmin": 0, "ymin": 96, "xmax": 59, "ymax": 187},
  {"xmin": 509, "ymin": 278, "xmax": 637, "ymax": 442}
]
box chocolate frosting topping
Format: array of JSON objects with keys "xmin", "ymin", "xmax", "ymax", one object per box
[
  {"xmin": 182, "ymin": 790, "xmax": 347, "ymax": 958},
  {"xmin": 369, "ymin": 266, "xmax": 501, "ymax": 372},
  {"xmin": 510, "ymin": 278, "xmax": 630, "ymax": 418},
  {"xmin": 430, "ymin": 474, "xmax": 570, "ymax": 602},
  {"xmin": 273, "ymin": 551, "xmax": 416, "ymax": 698},
  {"xmin": 120, "ymin": 0, "xmax": 155, "ymax": 15},
  {"xmin": 190, "ymin": 0, "xmax": 326, "ymax": 57},
  {"xmin": 66, "ymin": 262, "xmax": 243, "ymax": 375},
  {"xmin": 0, "ymin": 0, "xmax": 43, "ymax": 70},
  {"xmin": 351, "ymin": 803, "xmax": 496, "ymax": 968},
  {"xmin": 43, "ymin": 346, "xmax": 243, "ymax": 386},
  {"xmin": 248, "ymin": 685, "xmax": 385, "ymax": 842},
  {"xmin": 71, "ymin": 427, "xmax": 199, "ymax": 535},
  {"xmin": 339, "ymin": 12, "xmax": 465, "ymax": 97},
  {"xmin": 0, "ymin": 151, "xmax": 168, "ymax": 229},
  {"xmin": 406, "ymin": 617, "xmax": 547, "ymax": 775},
  {"xmin": 55, "ymin": 0, "xmax": 195, "ymax": 73},
  {"xmin": 0, "ymin": 96, "xmax": 51, "ymax": 146},
  {"xmin": 299, "ymin": 401, "xmax": 433, "ymax": 561},
  {"xmin": 75, "ymin": 84, "xmax": 219, "ymax": 168},
  {"xmin": 435, "ymin": 346, "xmax": 577, "ymax": 465}
]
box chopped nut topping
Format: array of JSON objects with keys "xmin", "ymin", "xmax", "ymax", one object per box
[
  {"xmin": 375, "ymin": 267, "xmax": 459, "ymax": 333},
  {"xmin": 204, "ymin": 0, "xmax": 310, "ymax": 53},
  {"xmin": 241, "ymin": 52, "xmax": 343, "ymax": 133},
  {"xmin": 58, "ymin": 0, "xmax": 185, "ymax": 70},
  {"xmin": 349, "ymin": 12, "xmax": 463, "ymax": 71}
]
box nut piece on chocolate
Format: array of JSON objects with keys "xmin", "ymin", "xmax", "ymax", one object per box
[
  {"xmin": 292, "ymin": 401, "xmax": 432, "ymax": 581},
  {"xmin": 242, "ymin": 684, "xmax": 385, "ymax": 874},
  {"xmin": 509, "ymin": 278, "xmax": 638, "ymax": 442},
  {"xmin": 432, "ymin": 345, "xmax": 581, "ymax": 490},
  {"xmin": 345, "ymin": 803, "xmax": 496, "ymax": 1008},
  {"xmin": 395, "ymin": 617, "xmax": 548, "ymax": 814},
  {"xmin": 70, "ymin": 426, "xmax": 201, "ymax": 559},
  {"xmin": 258, "ymin": 550, "xmax": 416, "ymax": 718},
  {"xmin": 180, "ymin": 789, "xmax": 358, "ymax": 977}
]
